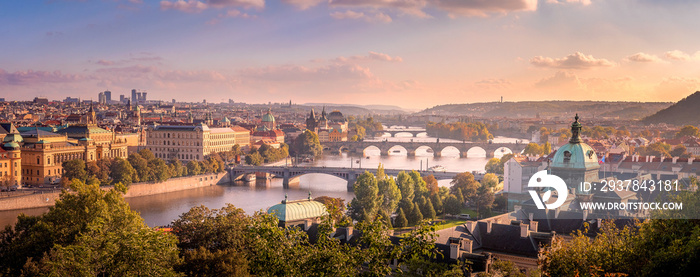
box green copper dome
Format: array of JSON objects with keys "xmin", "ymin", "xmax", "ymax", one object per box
[
  {"xmin": 267, "ymin": 199, "xmax": 328, "ymax": 222},
  {"xmin": 262, "ymin": 110, "xmax": 275, "ymax": 122},
  {"xmin": 550, "ymin": 114, "xmax": 600, "ymax": 170},
  {"xmin": 3, "ymin": 142, "xmax": 20, "ymax": 150},
  {"xmin": 3, "ymin": 133, "xmax": 23, "ymax": 143}
]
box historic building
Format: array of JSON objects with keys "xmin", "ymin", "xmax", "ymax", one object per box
[
  {"xmin": 267, "ymin": 194, "xmax": 328, "ymax": 228},
  {"xmin": 305, "ymin": 108, "xmax": 348, "ymax": 142},
  {"xmin": 549, "ymin": 114, "xmax": 600, "ymax": 196},
  {"xmin": 146, "ymin": 123, "xmax": 251, "ymax": 162},
  {"xmin": 251, "ymin": 109, "xmax": 284, "ymax": 145},
  {"xmin": 1, "ymin": 134, "xmax": 21, "ymax": 187}
]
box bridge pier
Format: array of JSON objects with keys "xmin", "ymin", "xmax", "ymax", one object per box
[
  {"xmin": 347, "ymin": 173, "xmax": 356, "ymax": 191},
  {"xmin": 434, "ymin": 151, "xmax": 442, "ymax": 157},
  {"xmin": 460, "ymin": 152, "xmax": 469, "ymax": 158},
  {"xmin": 407, "ymin": 150, "xmax": 416, "ymax": 156},
  {"xmin": 485, "ymin": 151, "xmax": 495, "ymax": 158}
]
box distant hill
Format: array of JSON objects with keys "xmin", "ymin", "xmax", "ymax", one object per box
[
  {"xmin": 302, "ymin": 103, "xmax": 407, "ymax": 115},
  {"xmin": 642, "ymin": 91, "xmax": 700, "ymax": 126},
  {"xmin": 417, "ymin": 101, "xmax": 671, "ymax": 120}
]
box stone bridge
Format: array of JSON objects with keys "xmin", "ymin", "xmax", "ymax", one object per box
[
  {"xmin": 228, "ymin": 165, "xmax": 482, "ymax": 191},
  {"xmin": 375, "ymin": 128, "xmax": 427, "ymax": 137},
  {"xmin": 322, "ymin": 141, "xmax": 526, "ymax": 158}
]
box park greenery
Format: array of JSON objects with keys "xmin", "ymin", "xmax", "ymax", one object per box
[
  {"xmin": 484, "ymin": 153, "xmax": 515, "ymax": 175},
  {"xmin": 245, "ymin": 143, "xmax": 289, "ymax": 166},
  {"xmin": 61, "ymin": 148, "xmax": 237, "ymax": 187},
  {"xmin": 348, "ymin": 117, "xmax": 383, "ymax": 140},
  {"xmin": 426, "ymin": 121, "xmax": 494, "ymax": 142},
  {"xmin": 290, "ymin": 130, "xmax": 323, "ymax": 157}
]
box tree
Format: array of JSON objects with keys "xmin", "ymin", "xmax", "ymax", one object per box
[
  {"xmin": 430, "ymin": 193, "xmax": 443, "ymax": 215},
  {"xmin": 443, "ymin": 195, "xmax": 461, "ymax": 215},
  {"xmin": 481, "ymin": 173, "xmax": 499, "ymax": 192},
  {"xmin": 408, "ymin": 203, "xmax": 423, "ymax": 226},
  {"xmin": 670, "ymin": 144, "xmax": 691, "ymax": 158},
  {"xmin": 474, "ymin": 185, "xmax": 495, "ymax": 218},
  {"xmin": 245, "ymin": 151, "xmax": 264, "ymax": 166},
  {"xmin": 348, "ymin": 172, "xmax": 380, "ymax": 222},
  {"xmin": 450, "ymin": 172, "xmax": 479, "ymax": 202},
  {"xmin": 543, "ymin": 141, "xmax": 552, "ymax": 155},
  {"xmin": 423, "ymin": 175, "xmax": 439, "ymax": 196},
  {"xmin": 675, "ymin": 125, "xmax": 700, "ymax": 138},
  {"xmin": 291, "ymin": 130, "xmax": 323, "ymax": 157},
  {"xmin": 494, "ymin": 194, "xmax": 508, "ymax": 212},
  {"xmin": 485, "ymin": 158, "xmax": 502, "ymax": 174},
  {"xmin": 522, "ymin": 142, "xmax": 543, "ymax": 155},
  {"xmin": 394, "ymin": 208, "xmax": 408, "ymax": 228},
  {"xmin": 396, "ymin": 171, "xmax": 415, "ymax": 203},
  {"xmin": 149, "ymin": 158, "xmax": 172, "ymax": 182},
  {"xmin": 110, "ymin": 157, "xmax": 136, "ymax": 185},
  {"xmin": 377, "ymin": 176, "xmax": 401, "ymax": 216},
  {"xmin": 62, "ymin": 159, "xmax": 87, "ymax": 182},
  {"xmin": 410, "ymin": 170, "xmax": 428, "ymax": 199},
  {"xmin": 422, "ymin": 197, "xmax": 437, "ymax": 220},
  {"xmin": 128, "ymin": 153, "xmax": 152, "ymax": 182},
  {"xmin": 187, "ymin": 160, "xmax": 202, "ymax": 176},
  {"xmin": 0, "ymin": 179, "xmax": 180, "ymax": 276}
]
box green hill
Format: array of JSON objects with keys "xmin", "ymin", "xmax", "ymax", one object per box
[{"xmin": 642, "ymin": 91, "xmax": 700, "ymax": 126}]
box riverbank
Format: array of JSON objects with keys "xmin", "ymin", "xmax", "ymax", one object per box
[{"xmin": 0, "ymin": 172, "xmax": 231, "ymax": 212}]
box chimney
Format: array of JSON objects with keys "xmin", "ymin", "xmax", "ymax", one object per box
[
  {"xmin": 673, "ymin": 157, "xmax": 679, "ymax": 164},
  {"xmin": 530, "ymin": 221, "xmax": 539, "ymax": 232},
  {"xmin": 520, "ymin": 224, "xmax": 530, "ymax": 238},
  {"xmin": 345, "ymin": 226, "xmax": 354, "ymax": 243},
  {"xmin": 463, "ymin": 239, "xmax": 473, "ymax": 254},
  {"xmin": 529, "ymin": 213, "xmax": 534, "ymax": 222},
  {"xmin": 465, "ymin": 221, "xmax": 476, "ymax": 234},
  {"xmin": 486, "ymin": 222, "xmax": 492, "ymax": 234},
  {"xmin": 660, "ymin": 156, "xmax": 665, "ymax": 163},
  {"xmin": 689, "ymin": 157, "xmax": 695, "ymax": 165},
  {"xmin": 449, "ymin": 242, "xmax": 461, "ymax": 260},
  {"xmin": 583, "ymin": 210, "xmax": 589, "ymax": 221}
]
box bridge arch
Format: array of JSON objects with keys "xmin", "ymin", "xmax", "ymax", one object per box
[
  {"xmin": 465, "ymin": 146, "xmax": 487, "ymax": 158},
  {"xmin": 387, "ymin": 145, "xmax": 408, "ymax": 156},
  {"xmin": 394, "ymin": 131, "xmax": 415, "ymax": 138},
  {"xmin": 414, "ymin": 145, "xmax": 435, "ymax": 157},
  {"xmin": 493, "ymin": 147, "xmax": 513, "ymax": 158},
  {"xmin": 362, "ymin": 145, "xmax": 382, "ymax": 156},
  {"xmin": 438, "ymin": 146, "xmax": 461, "ymax": 157}
]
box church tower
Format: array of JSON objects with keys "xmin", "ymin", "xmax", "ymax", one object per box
[
  {"xmin": 306, "ymin": 108, "xmax": 317, "ymax": 132},
  {"xmin": 88, "ymin": 103, "xmax": 96, "ymax": 125},
  {"xmin": 549, "ymin": 114, "xmax": 600, "ymax": 196}
]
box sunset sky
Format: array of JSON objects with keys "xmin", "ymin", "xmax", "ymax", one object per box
[{"xmin": 2, "ymin": 0, "xmax": 700, "ymax": 109}]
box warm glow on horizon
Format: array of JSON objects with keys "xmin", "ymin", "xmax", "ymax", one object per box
[{"xmin": 2, "ymin": 0, "xmax": 700, "ymax": 109}]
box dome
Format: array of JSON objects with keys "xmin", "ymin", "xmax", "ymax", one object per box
[
  {"xmin": 262, "ymin": 111, "xmax": 275, "ymax": 123},
  {"xmin": 3, "ymin": 142, "xmax": 20, "ymax": 150},
  {"xmin": 3, "ymin": 133, "xmax": 23, "ymax": 143},
  {"xmin": 550, "ymin": 114, "xmax": 600, "ymax": 170},
  {"xmin": 267, "ymin": 199, "xmax": 328, "ymax": 222},
  {"xmin": 37, "ymin": 140, "xmax": 50, "ymax": 144},
  {"xmin": 78, "ymin": 137, "xmax": 93, "ymax": 141},
  {"xmin": 221, "ymin": 117, "xmax": 230, "ymax": 123}
]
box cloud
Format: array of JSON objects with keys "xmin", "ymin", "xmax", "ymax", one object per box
[
  {"xmin": 0, "ymin": 69, "xmax": 86, "ymax": 86},
  {"xmin": 475, "ymin": 78, "xmax": 511, "ymax": 89},
  {"xmin": 97, "ymin": 60, "xmax": 115, "ymax": 66},
  {"xmin": 160, "ymin": 0, "xmax": 208, "ymax": 13},
  {"xmin": 626, "ymin": 52, "xmax": 662, "ymax": 63},
  {"xmin": 534, "ymin": 71, "xmax": 582, "ymax": 88},
  {"xmin": 545, "ymin": 0, "xmax": 591, "ymax": 6},
  {"xmin": 430, "ymin": 0, "xmax": 538, "ymax": 17},
  {"xmin": 282, "ymin": 0, "xmax": 325, "ymax": 10},
  {"xmin": 160, "ymin": 0, "xmax": 263, "ymax": 13},
  {"xmin": 530, "ymin": 52, "xmax": 616, "ymax": 69},
  {"xmin": 330, "ymin": 10, "xmax": 392, "ymax": 22},
  {"xmin": 654, "ymin": 76, "xmax": 700, "ymax": 100},
  {"xmin": 664, "ymin": 50, "xmax": 700, "ymax": 61},
  {"xmin": 329, "ymin": 0, "xmax": 429, "ymax": 18},
  {"xmin": 239, "ymin": 63, "xmax": 374, "ymax": 82},
  {"xmin": 334, "ymin": 51, "xmax": 403, "ymax": 62}
]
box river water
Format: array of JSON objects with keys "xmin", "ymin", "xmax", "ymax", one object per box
[{"xmin": 0, "ymin": 136, "xmax": 524, "ymax": 228}]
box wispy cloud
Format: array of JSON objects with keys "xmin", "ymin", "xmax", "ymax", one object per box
[
  {"xmin": 431, "ymin": 0, "xmax": 538, "ymax": 17},
  {"xmin": 664, "ymin": 50, "xmax": 700, "ymax": 61},
  {"xmin": 282, "ymin": 0, "xmax": 325, "ymax": 10},
  {"xmin": 545, "ymin": 0, "xmax": 591, "ymax": 6},
  {"xmin": 333, "ymin": 51, "xmax": 403, "ymax": 63},
  {"xmin": 160, "ymin": 0, "xmax": 208, "ymax": 13},
  {"xmin": 530, "ymin": 52, "xmax": 616, "ymax": 69},
  {"xmin": 330, "ymin": 10, "xmax": 392, "ymax": 22},
  {"xmin": 626, "ymin": 52, "xmax": 662, "ymax": 63},
  {"xmin": 160, "ymin": 0, "xmax": 263, "ymax": 13},
  {"xmin": 0, "ymin": 69, "xmax": 87, "ymax": 86}
]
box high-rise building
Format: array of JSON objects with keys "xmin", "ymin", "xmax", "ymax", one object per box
[
  {"xmin": 120, "ymin": 95, "xmax": 125, "ymax": 103},
  {"xmin": 104, "ymin": 90, "xmax": 112, "ymax": 103},
  {"xmin": 98, "ymin": 92, "xmax": 106, "ymax": 104},
  {"xmin": 141, "ymin": 92, "xmax": 147, "ymax": 102},
  {"xmin": 131, "ymin": 89, "xmax": 137, "ymax": 104}
]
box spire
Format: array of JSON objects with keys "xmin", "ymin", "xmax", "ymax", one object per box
[
  {"xmin": 308, "ymin": 191, "xmax": 312, "ymax": 200},
  {"xmin": 569, "ymin": 114, "xmax": 582, "ymax": 144}
]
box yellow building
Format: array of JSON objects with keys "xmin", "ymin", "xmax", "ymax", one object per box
[
  {"xmin": 1, "ymin": 139, "xmax": 21, "ymax": 188},
  {"xmin": 147, "ymin": 124, "xmax": 251, "ymax": 162}
]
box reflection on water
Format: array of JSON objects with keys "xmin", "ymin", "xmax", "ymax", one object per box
[{"xmin": 0, "ymin": 136, "xmax": 523, "ymax": 228}]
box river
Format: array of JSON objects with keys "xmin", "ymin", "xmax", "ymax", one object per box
[{"xmin": 0, "ymin": 136, "xmax": 525, "ymax": 228}]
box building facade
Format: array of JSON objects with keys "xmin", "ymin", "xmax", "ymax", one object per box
[{"xmin": 146, "ymin": 124, "xmax": 250, "ymax": 162}]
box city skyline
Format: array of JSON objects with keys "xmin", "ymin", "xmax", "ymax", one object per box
[{"xmin": 2, "ymin": 0, "xmax": 700, "ymax": 109}]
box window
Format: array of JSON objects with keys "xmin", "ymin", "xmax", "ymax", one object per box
[{"xmin": 563, "ymin": 151, "xmax": 571, "ymax": 163}]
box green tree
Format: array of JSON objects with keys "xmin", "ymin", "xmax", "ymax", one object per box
[
  {"xmin": 292, "ymin": 130, "xmax": 323, "ymax": 157},
  {"xmin": 543, "ymin": 141, "xmax": 552, "ymax": 155},
  {"xmin": 149, "ymin": 158, "xmax": 172, "ymax": 182},
  {"xmin": 670, "ymin": 144, "xmax": 691, "ymax": 158},
  {"xmin": 410, "ymin": 170, "xmax": 428, "ymax": 199},
  {"xmin": 522, "ymin": 142, "xmax": 543, "ymax": 155},
  {"xmin": 675, "ymin": 125, "xmax": 700, "ymax": 138},
  {"xmin": 485, "ymin": 158, "xmax": 502, "ymax": 174},
  {"xmin": 422, "ymin": 197, "xmax": 437, "ymax": 220},
  {"xmin": 245, "ymin": 151, "xmax": 264, "ymax": 166},
  {"xmin": 0, "ymin": 179, "xmax": 180, "ymax": 276},
  {"xmin": 377, "ymin": 176, "xmax": 401, "ymax": 216},
  {"xmin": 110, "ymin": 157, "xmax": 136, "ymax": 185},
  {"xmin": 394, "ymin": 208, "xmax": 408, "ymax": 228},
  {"xmin": 450, "ymin": 172, "xmax": 479, "ymax": 202},
  {"xmin": 474, "ymin": 185, "xmax": 495, "ymax": 218},
  {"xmin": 348, "ymin": 172, "xmax": 380, "ymax": 222},
  {"xmin": 62, "ymin": 159, "xmax": 87, "ymax": 182},
  {"xmin": 128, "ymin": 152, "xmax": 152, "ymax": 182},
  {"xmin": 481, "ymin": 173, "xmax": 499, "ymax": 192},
  {"xmin": 396, "ymin": 171, "xmax": 415, "ymax": 203},
  {"xmin": 186, "ymin": 160, "xmax": 202, "ymax": 176},
  {"xmin": 443, "ymin": 195, "xmax": 461, "ymax": 215},
  {"xmin": 430, "ymin": 193, "xmax": 443, "ymax": 215},
  {"xmin": 408, "ymin": 203, "xmax": 424, "ymax": 226}
]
